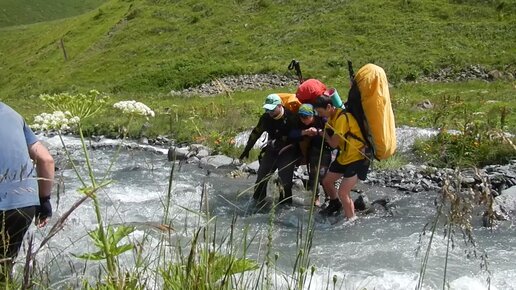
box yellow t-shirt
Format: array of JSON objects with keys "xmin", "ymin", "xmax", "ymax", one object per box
[{"xmin": 327, "ymin": 108, "xmax": 365, "ymax": 165}]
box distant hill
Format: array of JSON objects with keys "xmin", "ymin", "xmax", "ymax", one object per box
[
  {"xmin": 0, "ymin": 0, "xmax": 105, "ymax": 27},
  {"xmin": 0, "ymin": 0, "xmax": 514, "ymax": 99}
]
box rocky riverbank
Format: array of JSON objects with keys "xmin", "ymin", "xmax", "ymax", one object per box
[{"xmin": 43, "ymin": 123, "xmax": 516, "ymax": 228}]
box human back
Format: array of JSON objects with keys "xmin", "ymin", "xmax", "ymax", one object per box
[{"xmin": 0, "ymin": 102, "xmax": 39, "ymax": 210}]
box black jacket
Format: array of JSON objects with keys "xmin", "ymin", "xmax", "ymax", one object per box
[
  {"xmin": 289, "ymin": 115, "xmax": 329, "ymax": 149},
  {"xmin": 240, "ymin": 108, "xmax": 299, "ymax": 158}
]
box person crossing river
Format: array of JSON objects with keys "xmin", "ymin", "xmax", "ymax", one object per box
[
  {"xmin": 239, "ymin": 94, "xmax": 300, "ymax": 208},
  {"xmin": 312, "ymin": 95, "xmax": 370, "ymax": 221},
  {"xmin": 288, "ymin": 103, "xmax": 332, "ymax": 207}
]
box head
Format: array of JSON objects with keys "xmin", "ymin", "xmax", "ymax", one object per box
[
  {"xmin": 298, "ymin": 103, "xmax": 315, "ymax": 125},
  {"xmin": 263, "ymin": 94, "xmax": 283, "ymax": 118},
  {"xmin": 312, "ymin": 95, "xmax": 334, "ymax": 118}
]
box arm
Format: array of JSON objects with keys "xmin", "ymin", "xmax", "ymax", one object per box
[
  {"xmin": 324, "ymin": 130, "xmax": 341, "ymax": 149},
  {"xmin": 28, "ymin": 141, "xmax": 54, "ymax": 227},
  {"xmin": 324, "ymin": 113, "xmax": 349, "ymax": 149},
  {"xmin": 239, "ymin": 115, "xmax": 266, "ymax": 160},
  {"xmin": 289, "ymin": 125, "xmax": 317, "ymax": 141}
]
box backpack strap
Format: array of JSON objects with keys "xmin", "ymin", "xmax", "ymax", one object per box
[{"xmin": 335, "ymin": 110, "xmax": 366, "ymax": 152}]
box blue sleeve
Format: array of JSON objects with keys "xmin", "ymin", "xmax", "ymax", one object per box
[
  {"xmin": 289, "ymin": 128, "xmax": 303, "ymax": 140},
  {"xmin": 23, "ymin": 121, "xmax": 38, "ymax": 146}
]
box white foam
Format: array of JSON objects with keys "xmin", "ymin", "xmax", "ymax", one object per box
[{"xmin": 448, "ymin": 276, "xmax": 494, "ymax": 290}]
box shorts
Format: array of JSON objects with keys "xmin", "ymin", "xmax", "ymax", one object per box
[{"xmin": 328, "ymin": 158, "xmax": 369, "ymax": 181}]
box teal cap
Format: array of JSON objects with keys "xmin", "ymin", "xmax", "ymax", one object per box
[{"xmin": 263, "ymin": 94, "xmax": 282, "ymax": 111}]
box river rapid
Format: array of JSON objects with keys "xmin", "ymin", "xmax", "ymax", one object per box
[{"xmin": 19, "ymin": 134, "xmax": 516, "ymax": 290}]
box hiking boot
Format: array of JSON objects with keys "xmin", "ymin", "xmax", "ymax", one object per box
[{"xmin": 319, "ymin": 199, "xmax": 342, "ymax": 216}]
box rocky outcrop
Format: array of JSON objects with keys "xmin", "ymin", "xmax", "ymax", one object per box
[
  {"xmin": 169, "ymin": 74, "xmax": 298, "ymax": 97},
  {"xmin": 166, "ymin": 66, "xmax": 514, "ymax": 98}
]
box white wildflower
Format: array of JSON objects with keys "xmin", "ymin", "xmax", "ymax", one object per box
[
  {"xmin": 113, "ymin": 100, "xmax": 155, "ymax": 118},
  {"xmin": 31, "ymin": 111, "xmax": 80, "ymax": 132}
]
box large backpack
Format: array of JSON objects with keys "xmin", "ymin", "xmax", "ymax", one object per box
[
  {"xmin": 345, "ymin": 63, "xmax": 396, "ymax": 160},
  {"xmin": 295, "ymin": 79, "xmax": 327, "ymax": 104}
]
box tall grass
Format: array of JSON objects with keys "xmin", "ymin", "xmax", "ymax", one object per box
[
  {"xmin": 3, "ymin": 92, "xmax": 331, "ymax": 289},
  {"xmin": 416, "ymin": 169, "xmax": 494, "ymax": 289}
]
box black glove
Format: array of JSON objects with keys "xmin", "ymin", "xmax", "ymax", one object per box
[
  {"xmin": 36, "ymin": 196, "xmax": 52, "ymax": 221},
  {"xmin": 239, "ymin": 151, "xmax": 249, "ymax": 160}
]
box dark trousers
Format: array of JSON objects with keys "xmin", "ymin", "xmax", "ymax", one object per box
[
  {"xmin": 306, "ymin": 146, "xmax": 332, "ymax": 195},
  {"xmin": 1, "ymin": 206, "xmax": 35, "ymax": 280},
  {"xmin": 253, "ymin": 145, "xmax": 299, "ymax": 204}
]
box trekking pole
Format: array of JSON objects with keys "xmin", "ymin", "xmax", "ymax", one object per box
[{"xmin": 288, "ymin": 59, "xmax": 304, "ymax": 84}]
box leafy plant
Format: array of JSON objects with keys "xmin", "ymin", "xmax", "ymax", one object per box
[
  {"xmin": 29, "ymin": 91, "xmax": 156, "ymax": 287},
  {"xmin": 413, "ymin": 100, "xmax": 516, "ymax": 167},
  {"xmin": 73, "ymin": 225, "xmax": 136, "ymax": 260}
]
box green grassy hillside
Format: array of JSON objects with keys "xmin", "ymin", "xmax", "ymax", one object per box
[
  {"xmin": 0, "ymin": 0, "xmax": 514, "ymax": 100},
  {"xmin": 0, "ymin": 0, "xmax": 106, "ymax": 27}
]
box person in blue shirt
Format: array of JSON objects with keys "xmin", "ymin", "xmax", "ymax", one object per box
[
  {"xmin": 0, "ymin": 102, "xmax": 54, "ymax": 280},
  {"xmin": 289, "ymin": 104, "xmax": 332, "ymax": 206}
]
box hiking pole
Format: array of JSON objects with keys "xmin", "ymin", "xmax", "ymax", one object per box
[{"xmin": 288, "ymin": 59, "xmax": 304, "ymax": 84}]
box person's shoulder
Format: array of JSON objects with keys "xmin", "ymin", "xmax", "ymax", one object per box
[
  {"xmin": 0, "ymin": 102, "xmax": 23, "ymax": 122},
  {"xmin": 0, "ymin": 102, "xmax": 13, "ymax": 114}
]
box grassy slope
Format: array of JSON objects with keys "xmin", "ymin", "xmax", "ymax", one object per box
[
  {"xmin": 0, "ymin": 0, "xmax": 514, "ymax": 99},
  {"xmin": 0, "ymin": 0, "xmax": 106, "ymax": 27},
  {"xmin": 0, "ymin": 0, "xmax": 514, "ymax": 157}
]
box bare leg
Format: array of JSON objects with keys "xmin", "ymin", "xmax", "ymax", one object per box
[
  {"xmin": 321, "ymin": 171, "xmax": 343, "ymax": 200},
  {"xmin": 337, "ymin": 175, "xmax": 358, "ymax": 219}
]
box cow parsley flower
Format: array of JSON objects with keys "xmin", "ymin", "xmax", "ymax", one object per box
[
  {"xmin": 31, "ymin": 111, "xmax": 80, "ymax": 132},
  {"xmin": 39, "ymin": 90, "xmax": 108, "ymax": 120},
  {"xmin": 113, "ymin": 100, "xmax": 155, "ymax": 118}
]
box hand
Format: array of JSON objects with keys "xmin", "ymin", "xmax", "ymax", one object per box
[
  {"xmin": 305, "ymin": 127, "xmax": 318, "ymax": 136},
  {"xmin": 35, "ymin": 196, "xmax": 52, "ymax": 228}
]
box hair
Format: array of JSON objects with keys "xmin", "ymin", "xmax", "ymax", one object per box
[{"xmin": 312, "ymin": 95, "xmax": 332, "ymax": 109}]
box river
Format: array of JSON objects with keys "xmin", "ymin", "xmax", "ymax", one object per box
[{"xmin": 21, "ymin": 135, "xmax": 516, "ymax": 290}]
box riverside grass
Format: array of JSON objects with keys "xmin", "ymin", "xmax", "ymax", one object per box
[{"xmin": 7, "ymin": 80, "xmax": 516, "ymax": 164}]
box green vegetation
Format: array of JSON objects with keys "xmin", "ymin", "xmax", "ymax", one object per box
[
  {"xmin": 0, "ymin": 0, "xmax": 514, "ymax": 166},
  {"xmin": 0, "ymin": 1, "xmax": 514, "ymax": 287},
  {"xmin": 0, "ymin": 0, "xmax": 514, "ymax": 99},
  {"xmin": 13, "ymin": 80, "xmax": 515, "ymax": 166},
  {"xmin": 0, "ymin": 0, "xmax": 106, "ymax": 28}
]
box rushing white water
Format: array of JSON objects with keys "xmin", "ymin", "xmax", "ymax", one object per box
[{"xmin": 18, "ymin": 135, "xmax": 516, "ymax": 289}]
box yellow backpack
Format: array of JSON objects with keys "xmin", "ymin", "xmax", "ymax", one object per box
[
  {"xmin": 345, "ymin": 63, "xmax": 396, "ymax": 160},
  {"xmin": 276, "ymin": 93, "xmax": 302, "ymax": 113}
]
